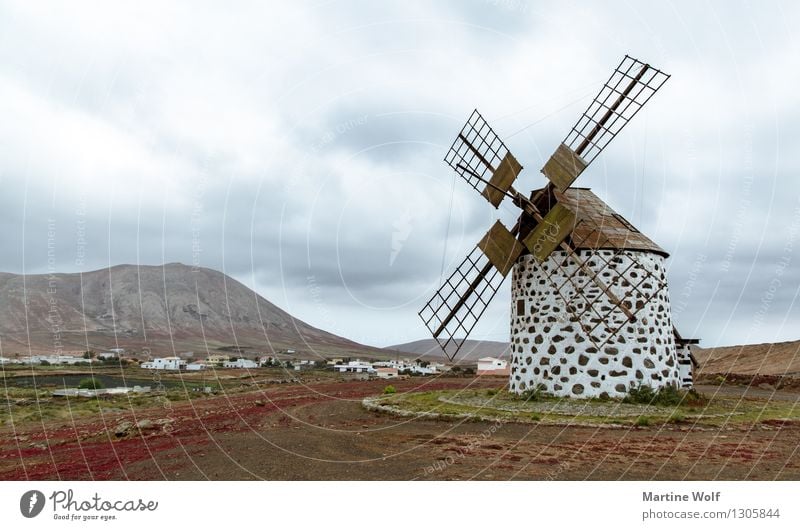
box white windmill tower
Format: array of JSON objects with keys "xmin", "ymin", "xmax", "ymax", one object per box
[{"xmin": 419, "ymin": 56, "xmax": 699, "ymax": 398}]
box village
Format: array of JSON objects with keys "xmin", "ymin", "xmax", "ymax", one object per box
[{"xmin": 0, "ymin": 348, "xmax": 511, "ymax": 380}]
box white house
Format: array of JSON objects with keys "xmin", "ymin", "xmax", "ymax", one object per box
[
  {"xmin": 375, "ymin": 367, "xmax": 398, "ymax": 379},
  {"xmin": 477, "ymin": 357, "xmax": 509, "ymax": 376},
  {"xmin": 333, "ymin": 360, "xmax": 375, "ymax": 374},
  {"xmin": 97, "ymin": 351, "xmax": 119, "ymax": 360},
  {"xmin": 140, "ymin": 357, "xmax": 186, "ymax": 370},
  {"xmin": 223, "ymin": 358, "xmax": 259, "ymax": 369},
  {"xmin": 28, "ymin": 355, "xmax": 91, "ymax": 365},
  {"xmin": 186, "ymin": 362, "xmax": 208, "ymax": 371}
]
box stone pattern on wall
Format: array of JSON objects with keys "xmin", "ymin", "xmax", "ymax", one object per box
[
  {"xmin": 677, "ymin": 345, "xmax": 694, "ymax": 389},
  {"xmin": 509, "ymin": 250, "xmax": 681, "ymax": 398}
]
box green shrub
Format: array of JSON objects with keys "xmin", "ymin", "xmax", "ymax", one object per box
[
  {"xmin": 623, "ymin": 384, "xmax": 656, "ymax": 404},
  {"xmin": 518, "ymin": 383, "xmax": 548, "ymax": 402},
  {"xmin": 636, "ymin": 416, "xmax": 651, "ymax": 427},
  {"xmin": 530, "ymin": 413, "xmax": 542, "ymax": 422},
  {"xmin": 383, "ymin": 385, "xmax": 396, "ymax": 395},
  {"xmin": 78, "ymin": 377, "xmax": 104, "ymax": 390},
  {"xmin": 486, "ymin": 388, "xmax": 499, "ymax": 397},
  {"xmin": 653, "ymin": 385, "xmax": 683, "ymax": 406},
  {"xmin": 668, "ymin": 412, "xmax": 686, "ymax": 424},
  {"xmin": 623, "ymin": 384, "xmax": 684, "ymax": 406}
]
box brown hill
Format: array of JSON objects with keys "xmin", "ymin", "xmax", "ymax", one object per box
[
  {"xmin": 0, "ymin": 263, "xmax": 380, "ymax": 358},
  {"xmin": 694, "ymin": 339, "xmax": 800, "ymax": 376},
  {"xmin": 389, "ymin": 339, "xmax": 510, "ymax": 362}
]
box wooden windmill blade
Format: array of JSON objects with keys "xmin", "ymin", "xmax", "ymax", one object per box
[
  {"xmin": 541, "ymin": 55, "xmax": 670, "ymax": 192},
  {"xmin": 444, "ymin": 109, "xmax": 524, "ymax": 208},
  {"xmin": 419, "ymin": 222, "xmax": 523, "ymax": 360}
]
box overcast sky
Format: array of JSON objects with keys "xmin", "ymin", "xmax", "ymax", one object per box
[{"xmin": 0, "ymin": 0, "xmax": 798, "ymax": 349}]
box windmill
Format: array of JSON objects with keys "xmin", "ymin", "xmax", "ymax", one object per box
[{"xmin": 420, "ymin": 56, "xmax": 694, "ymax": 398}]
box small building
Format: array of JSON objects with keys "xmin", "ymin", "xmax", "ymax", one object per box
[
  {"xmin": 141, "ymin": 357, "xmax": 186, "ymax": 370},
  {"xmin": 186, "ymin": 362, "xmax": 208, "ymax": 371},
  {"xmin": 477, "ymin": 357, "xmax": 509, "ymax": 376},
  {"xmin": 222, "ymin": 358, "xmax": 259, "ymax": 369},
  {"xmin": 674, "ymin": 329, "xmax": 700, "ymax": 389},
  {"xmin": 97, "ymin": 351, "xmax": 119, "ymax": 360},
  {"xmin": 375, "ymin": 367, "xmax": 399, "ymax": 379},
  {"xmin": 205, "ymin": 354, "xmax": 230, "ymax": 366},
  {"xmin": 332, "ymin": 360, "xmax": 375, "ymax": 374}
]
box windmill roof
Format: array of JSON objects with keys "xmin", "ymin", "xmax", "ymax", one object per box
[{"xmin": 546, "ymin": 187, "xmax": 668, "ymax": 258}]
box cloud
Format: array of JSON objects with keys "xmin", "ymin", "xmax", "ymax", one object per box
[{"xmin": 0, "ymin": 0, "xmax": 798, "ymax": 348}]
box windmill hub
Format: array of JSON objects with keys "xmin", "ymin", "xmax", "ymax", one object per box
[{"xmin": 420, "ymin": 56, "xmax": 699, "ymax": 399}]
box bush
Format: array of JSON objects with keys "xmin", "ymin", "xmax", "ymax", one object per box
[
  {"xmin": 668, "ymin": 412, "xmax": 686, "ymax": 424},
  {"xmin": 623, "ymin": 384, "xmax": 683, "ymax": 406},
  {"xmin": 518, "ymin": 383, "xmax": 548, "ymax": 402},
  {"xmin": 530, "ymin": 413, "xmax": 542, "ymax": 422},
  {"xmin": 383, "ymin": 385, "xmax": 396, "ymax": 395},
  {"xmin": 486, "ymin": 388, "xmax": 499, "ymax": 397},
  {"xmin": 623, "ymin": 384, "xmax": 656, "ymax": 404},
  {"xmin": 636, "ymin": 416, "xmax": 651, "ymax": 427},
  {"xmin": 78, "ymin": 377, "xmax": 105, "ymax": 390}
]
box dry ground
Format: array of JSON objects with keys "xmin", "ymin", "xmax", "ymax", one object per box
[{"xmin": 1, "ymin": 377, "xmax": 799, "ymax": 480}]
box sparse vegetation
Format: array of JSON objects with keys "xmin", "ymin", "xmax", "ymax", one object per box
[
  {"xmin": 374, "ymin": 385, "xmax": 788, "ymax": 428},
  {"xmin": 383, "ymin": 385, "xmax": 396, "ymax": 395},
  {"xmin": 668, "ymin": 412, "xmax": 686, "ymax": 424},
  {"xmin": 78, "ymin": 377, "xmax": 104, "ymax": 390},
  {"xmin": 623, "ymin": 384, "xmax": 684, "ymax": 406},
  {"xmin": 517, "ymin": 383, "xmax": 549, "ymax": 402}
]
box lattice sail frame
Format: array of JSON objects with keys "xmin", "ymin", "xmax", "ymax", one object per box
[
  {"xmin": 444, "ymin": 110, "xmax": 519, "ymax": 203},
  {"xmin": 419, "ymin": 247, "xmax": 505, "ymax": 360},
  {"xmin": 535, "ymin": 220, "xmax": 670, "ymax": 352},
  {"xmin": 564, "ymin": 55, "xmax": 670, "ymax": 166}
]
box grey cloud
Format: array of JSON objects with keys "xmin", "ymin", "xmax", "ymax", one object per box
[{"xmin": 0, "ymin": 0, "xmax": 798, "ymax": 348}]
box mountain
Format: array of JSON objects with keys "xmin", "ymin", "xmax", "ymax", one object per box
[
  {"xmin": 0, "ymin": 263, "xmax": 379, "ymax": 357},
  {"xmin": 694, "ymin": 339, "xmax": 800, "ymax": 376},
  {"xmin": 389, "ymin": 339, "xmax": 510, "ymax": 362}
]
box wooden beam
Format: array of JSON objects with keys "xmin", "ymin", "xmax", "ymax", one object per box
[
  {"xmin": 477, "ymin": 221, "xmax": 524, "ymax": 276},
  {"xmin": 482, "ymin": 153, "xmax": 522, "ymax": 207},
  {"xmin": 575, "ymin": 64, "xmax": 649, "ymax": 156},
  {"xmin": 541, "ymin": 143, "xmax": 587, "ymax": 192}
]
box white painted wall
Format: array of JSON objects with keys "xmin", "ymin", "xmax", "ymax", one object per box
[{"xmin": 509, "ymin": 250, "xmax": 681, "ymax": 398}]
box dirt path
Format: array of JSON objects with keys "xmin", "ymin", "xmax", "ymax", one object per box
[{"xmin": 2, "ymin": 378, "xmax": 798, "ymax": 480}]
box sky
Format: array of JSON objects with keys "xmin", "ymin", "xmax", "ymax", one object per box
[{"xmin": 0, "ymin": 0, "xmax": 798, "ymax": 349}]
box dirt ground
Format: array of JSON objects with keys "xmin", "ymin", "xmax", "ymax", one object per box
[{"xmin": 1, "ymin": 377, "xmax": 798, "ymax": 480}]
